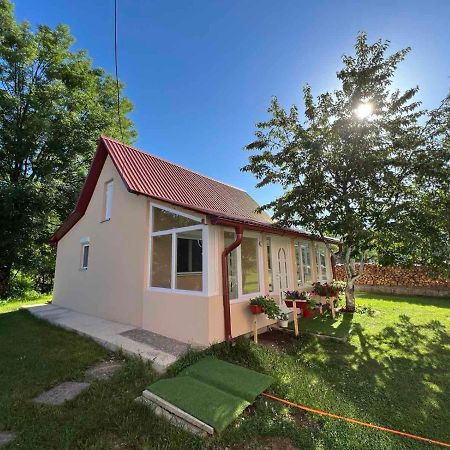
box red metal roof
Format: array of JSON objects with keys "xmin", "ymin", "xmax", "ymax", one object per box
[
  {"xmin": 102, "ymin": 136, "xmax": 272, "ymax": 224},
  {"xmin": 50, "ymin": 136, "xmax": 340, "ymax": 244}
]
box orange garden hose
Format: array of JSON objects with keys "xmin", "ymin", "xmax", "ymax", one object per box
[{"xmin": 262, "ymin": 392, "xmax": 450, "ymax": 448}]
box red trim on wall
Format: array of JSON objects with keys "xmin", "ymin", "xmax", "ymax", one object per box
[{"xmin": 221, "ymin": 224, "xmax": 244, "ymax": 341}]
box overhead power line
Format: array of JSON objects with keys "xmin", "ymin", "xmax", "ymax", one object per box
[{"xmin": 114, "ymin": 0, "xmax": 124, "ymax": 141}]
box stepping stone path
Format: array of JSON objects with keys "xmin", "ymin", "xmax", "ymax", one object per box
[
  {"xmin": 84, "ymin": 360, "xmax": 123, "ymax": 381},
  {"xmin": 33, "ymin": 382, "xmax": 91, "ymax": 406},
  {"xmin": 32, "ymin": 359, "xmax": 123, "ymax": 406},
  {"xmin": 0, "ymin": 432, "xmax": 15, "ymax": 447}
]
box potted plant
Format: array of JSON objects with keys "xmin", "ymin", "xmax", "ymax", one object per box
[
  {"xmin": 330, "ymin": 280, "xmax": 346, "ymax": 298},
  {"xmin": 312, "ymin": 281, "xmax": 345, "ymax": 319},
  {"xmin": 248, "ymin": 296, "xmax": 281, "ymax": 319},
  {"xmin": 249, "ymin": 297, "xmax": 264, "ymax": 315},
  {"xmin": 261, "ymin": 297, "xmax": 282, "ymax": 320},
  {"xmin": 278, "ymin": 312, "xmax": 289, "ymax": 328},
  {"xmin": 312, "ymin": 281, "xmax": 345, "ymax": 299},
  {"xmin": 284, "ymin": 290, "xmax": 309, "ymax": 308}
]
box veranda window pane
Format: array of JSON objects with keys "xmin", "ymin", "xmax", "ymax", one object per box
[
  {"xmin": 320, "ymin": 251, "xmax": 327, "ymax": 280},
  {"xmin": 316, "ymin": 248, "xmax": 327, "ymax": 281},
  {"xmin": 153, "ymin": 207, "xmax": 199, "ymax": 232},
  {"xmin": 176, "ymin": 229, "xmax": 203, "ymax": 291},
  {"xmin": 151, "ymin": 234, "xmax": 172, "ymax": 288},
  {"xmin": 301, "ymin": 244, "xmax": 312, "ymax": 283},
  {"xmin": 241, "ymin": 236, "xmax": 260, "ymax": 294},
  {"xmin": 266, "ymin": 237, "xmax": 273, "ymax": 292},
  {"xmin": 295, "ymin": 242, "xmax": 303, "ymax": 287},
  {"xmin": 224, "ymin": 231, "xmax": 238, "ymax": 299}
]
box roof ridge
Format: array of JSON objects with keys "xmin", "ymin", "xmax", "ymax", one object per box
[{"xmin": 100, "ymin": 136, "xmax": 247, "ymax": 193}]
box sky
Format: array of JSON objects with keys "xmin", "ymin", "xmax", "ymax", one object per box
[{"xmin": 15, "ymin": 0, "xmax": 450, "ymax": 207}]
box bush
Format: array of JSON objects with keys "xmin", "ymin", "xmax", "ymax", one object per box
[{"xmin": 7, "ymin": 272, "xmax": 35, "ymax": 299}]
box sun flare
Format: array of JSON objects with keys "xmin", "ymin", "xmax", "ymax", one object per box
[{"xmin": 354, "ymin": 102, "xmax": 373, "ymax": 119}]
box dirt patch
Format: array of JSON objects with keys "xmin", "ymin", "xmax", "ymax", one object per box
[
  {"xmin": 228, "ymin": 436, "xmax": 299, "ymax": 450},
  {"xmin": 84, "ymin": 359, "xmax": 123, "ymax": 382},
  {"xmin": 291, "ymin": 410, "xmax": 321, "ymax": 430},
  {"xmin": 258, "ymin": 329, "xmax": 296, "ymax": 351},
  {"xmin": 242, "ymin": 404, "xmax": 258, "ymax": 418}
]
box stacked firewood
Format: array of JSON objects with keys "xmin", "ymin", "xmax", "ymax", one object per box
[{"xmin": 335, "ymin": 264, "xmax": 450, "ymax": 288}]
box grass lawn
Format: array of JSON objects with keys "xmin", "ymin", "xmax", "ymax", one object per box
[{"xmin": 1, "ymin": 293, "xmax": 449, "ymax": 449}]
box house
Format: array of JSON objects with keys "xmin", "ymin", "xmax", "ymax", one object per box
[{"xmin": 50, "ymin": 136, "xmax": 339, "ymax": 346}]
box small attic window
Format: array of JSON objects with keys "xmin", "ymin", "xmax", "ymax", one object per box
[
  {"xmin": 81, "ymin": 244, "xmax": 89, "ymax": 270},
  {"xmin": 104, "ymin": 180, "xmax": 114, "ymax": 220}
]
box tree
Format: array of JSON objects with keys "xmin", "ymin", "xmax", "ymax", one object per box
[
  {"xmin": 243, "ymin": 32, "xmax": 430, "ymax": 311},
  {"xmin": 374, "ymin": 90, "xmax": 450, "ymax": 276},
  {"xmin": 0, "ymin": 0, "xmax": 136, "ymax": 297}
]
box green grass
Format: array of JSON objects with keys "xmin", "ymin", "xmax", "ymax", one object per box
[
  {"xmin": 1, "ymin": 293, "xmax": 449, "ymax": 449},
  {"xmin": 0, "ymin": 293, "xmax": 52, "ymax": 313},
  {"xmin": 293, "ymin": 292, "xmax": 450, "ymax": 341},
  {"xmin": 0, "ymin": 298, "xmax": 202, "ymax": 449}
]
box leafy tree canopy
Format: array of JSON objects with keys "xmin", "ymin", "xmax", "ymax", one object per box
[
  {"xmin": 243, "ymin": 32, "xmax": 449, "ymax": 310},
  {"xmin": 0, "ymin": 0, "xmax": 136, "ymax": 297}
]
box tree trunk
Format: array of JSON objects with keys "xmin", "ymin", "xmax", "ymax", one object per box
[
  {"xmin": 0, "ymin": 263, "xmax": 12, "ymax": 299},
  {"xmin": 345, "ymin": 278, "xmax": 356, "ymax": 312},
  {"xmin": 342, "ymin": 245, "xmax": 365, "ymax": 312}
]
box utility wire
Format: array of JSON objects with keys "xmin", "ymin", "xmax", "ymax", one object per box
[{"xmin": 114, "ymin": 0, "xmax": 124, "ymax": 141}]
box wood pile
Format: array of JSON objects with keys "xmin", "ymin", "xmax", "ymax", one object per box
[{"xmin": 335, "ymin": 264, "xmax": 450, "ymax": 288}]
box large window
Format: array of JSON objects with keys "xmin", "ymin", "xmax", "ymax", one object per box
[
  {"xmin": 241, "ymin": 237, "xmax": 260, "ymax": 294},
  {"xmin": 176, "ymin": 230, "xmax": 203, "ymax": 291},
  {"xmin": 317, "ymin": 247, "xmax": 328, "ymax": 281},
  {"xmin": 150, "ymin": 205, "xmax": 205, "ymax": 292},
  {"xmin": 295, "ymin": 241, "xmax": 312, "ymax": 286},
  {"xmin": 153, "ymin": 207, "xmax": 199, "ymax": 232},
  {"xmin": 224, "ymin": 232, "xmax": 238, "ymax": 300},
  {"xmin": 266, "ymin": 237, "xmax": 273, "ymax": 292},
  {"xmin": 151, "ymin": 234, "xmax": 172, "ymax": 288},
  {"xmin": 224, "ymin": 231, "xmax": 261, "ymax": 300}
]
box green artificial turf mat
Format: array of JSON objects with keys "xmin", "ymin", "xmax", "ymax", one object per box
[
  {"xmin": 179, "ymin": 357, "xmax": 274, "ymax": 403},
  {"xmin": 146, "ymin": 375, "xmax": 249, "ymax": 432},
  {"xmin": 146, "ymin": 358, "xmax": 274, "ymax": 432}
]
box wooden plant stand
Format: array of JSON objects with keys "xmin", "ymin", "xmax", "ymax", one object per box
[
  {"xmin": 253, "ymin": 317, "xmax": 258, "ymax": 343},
  {"xmin": 328, "ymin": 297, "xmax": 336, "ymax": 319},
  {"xmin": 292, "ymin": 302, "xmax": 299, "ymax": 337}
]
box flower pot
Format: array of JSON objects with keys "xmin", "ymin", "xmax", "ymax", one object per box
[
  {"xmin": 249, "ymin": 304, "xmax": 263, "ymax": 315},
  {"xmin": 284, "ymin": 300, "xmax": 294, "ymax": 308},
  {"xmin": 303, "ymin": 308, "xmax": 313, "ymax": 318},
  {"xmin": 279, "ymin": 320, "xmax": 289, "ymax": 328}
]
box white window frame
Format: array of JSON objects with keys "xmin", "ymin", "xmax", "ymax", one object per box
[
  {"xmin": 316, "ymin": 245, "xmax": 329, "ymax": 282},
  {"xmin": 104, "ymin": 180, "xmax": 114, "ymax": 221},
  {"xmin": 148, "ymin": 204, "xmax": 208, "ymax": 296},
  {"xmin": 225, "ymin": 229, "xmax": 264, "ymax": 304},
  {"xmin": 295, "ymin": 240, "xmax": 313, "ymax": 287}
]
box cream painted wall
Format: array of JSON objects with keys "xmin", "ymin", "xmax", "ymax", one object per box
[
  {"xmin": 53, "ymin": 156, "xmax": 148, "ymax": 327},
  {"xmin": 142, "ymin": 289, "xmax": 212, "ymax": 345}
]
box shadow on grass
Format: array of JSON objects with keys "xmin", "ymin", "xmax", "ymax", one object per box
[
  {"xmin": 290, "ymin": 311, "xmax": 354, "ymax": 340},
  {"xmin": 305, "ymin": 315, "xmax": 450, "ymax": 445}
]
